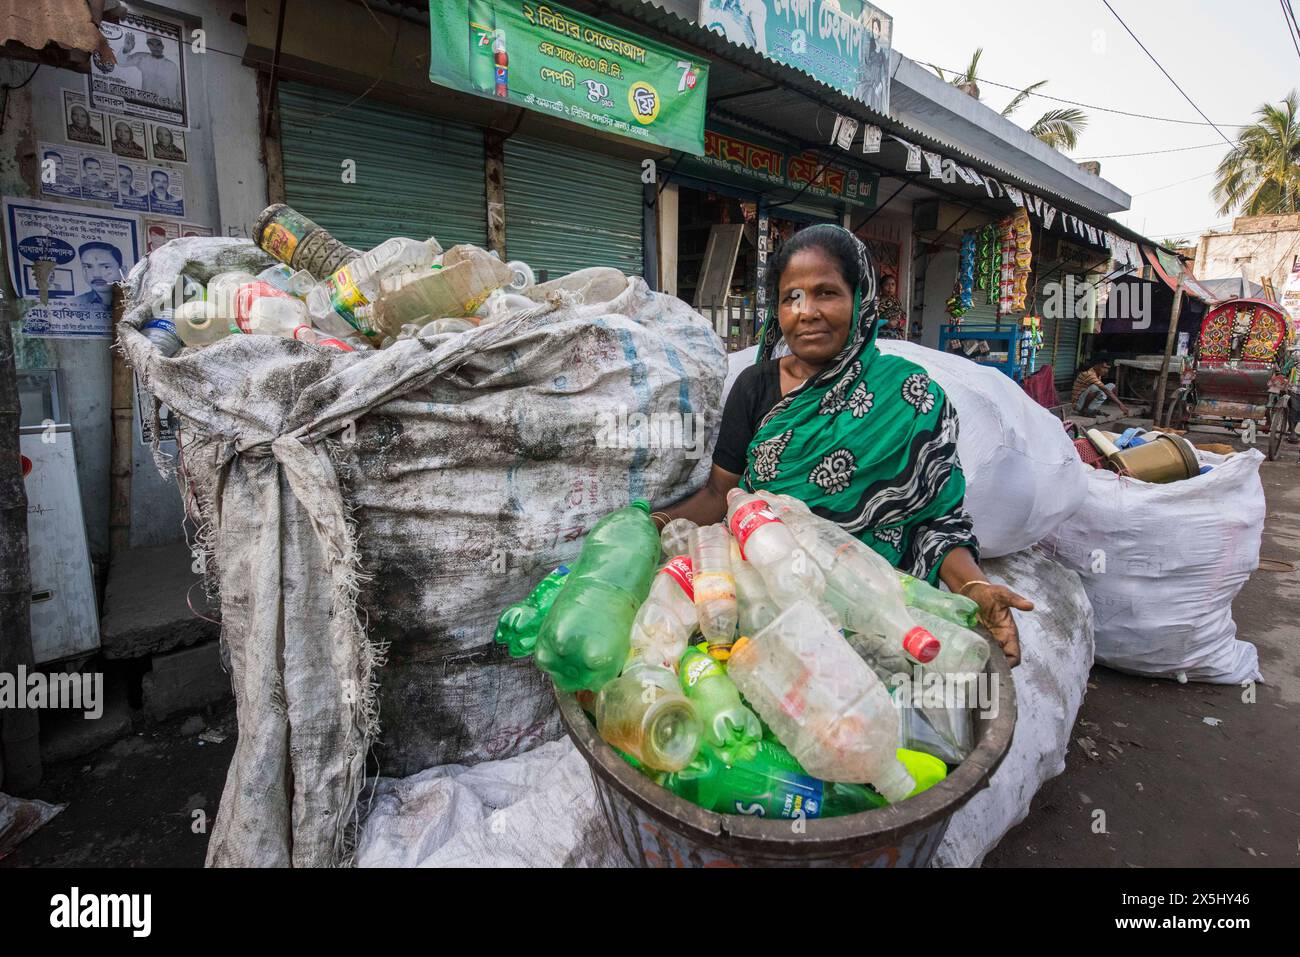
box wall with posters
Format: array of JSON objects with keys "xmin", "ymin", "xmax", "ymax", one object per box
[{"xmin": 1, "ymin": 0, "xmax": 264, "ymax": 563}]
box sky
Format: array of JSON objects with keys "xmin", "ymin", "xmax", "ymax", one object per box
[{"xmin": 883, "ymin": 0, "xmax": 1299, "ymax": 244}]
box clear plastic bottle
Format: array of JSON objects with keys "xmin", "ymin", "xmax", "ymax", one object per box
[
  {"xmin": 909, "ymin": 607, "xmax": 990, "ymax": 680},
  {"xmin": 763, "ymin": 497, "xmax": 941, "ymax": 666},
  {"xmin": 174, "ymin": 300, "xmax": 235, "ymax": 347},
  {"xmin": 306, "ymin": 237, "xmax": 442, "ymax": 335},
  {"xmin": 594, "ymin": 658, "xmax": 701, "ymax": 772},
  {"xmin": 627, "ymin": 556, "xmax": 697, "ymax": 672},
  {"xmin": 725, "ymin": 489, "xmax": 829, "ymax": 617},
  {"xmin": 726, "ymin": 600, "xmax": 914, "ymax": 800},
  {"xmin": 688, "ymin": 524, "xmax": 738, "ymax": 656},
  {"xmin": 678, "ymin": 644, "xmax": 761, "ymax": 763},
  {"xmin": 732, "ymin": 539, "xmax": 778, "ymax": 638},
  {"xmin": 660, "ymin": 518, "xmax": 697, "ymax": 560},
  {"xmin": 245, "ymin": 295, "xmax": 310, "ymax": 337}
]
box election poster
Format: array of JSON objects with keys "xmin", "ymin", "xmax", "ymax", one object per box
[
  {"xmin": 4, "ymin": 197, "xmax": 141, "ymax": 339},
  {"xmin": 90, "ymin": 13, "xmax": 189, "ymax": 128}
]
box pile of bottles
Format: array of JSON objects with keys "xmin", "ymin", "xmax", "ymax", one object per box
[
  {"xmin": 141, "ymin": 203, "xmax": 541, "ymax": 358},
  {"xmin": 494, "ymin": 490, "xmax": 993, "ymax": 821}
]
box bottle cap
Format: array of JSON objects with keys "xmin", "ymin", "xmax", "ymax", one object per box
[
  {"xmin": 631, "ymin": 500, "xmax": 650, "ymax": 513},
  {"xmin": 903, "ymin": 627, "xmax": 940, "ymax": 664}
]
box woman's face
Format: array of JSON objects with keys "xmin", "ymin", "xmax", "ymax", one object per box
[{"xmin": 777, "ymin": 246, "xmax": 854, "ymax": 366}]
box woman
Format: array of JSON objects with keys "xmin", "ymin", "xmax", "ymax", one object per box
[
  {"xmin": 875, "ymin": 273, "xmax": 906, "ymax": 340},
  {"xmin": 659, "ymin": 225, "xmax": 1032, "ymax": 665}
]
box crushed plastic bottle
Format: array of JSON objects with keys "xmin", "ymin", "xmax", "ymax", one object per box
[
  {"xmin": 678, "ymin": 644, "xmax": 761, "ymax": 763},
  {"xmin": 659, "ymin": 518, "xmax": 697, "ymax": 560},
  {"xmin": 726, "ymin": 600, "xmax": 914, "ymax": 800},
  {"xmin": 594, "ymin": 658, "xmax": 701, "ymax": 772},
  {"xmin": 245, "ymin": 294, "xmax": 310, "ymax": 337},
  {"xmin": 762, "ymin": 497, "xmax": 940, "ymax": 666},
  {"xmin": 627, "ymin": 556, "xmax": 697, "ymax": 672},
  {"xmin": 535, "ymin": 501, "xmax": 660, "ymax": 692},
  {"xmin": 494, "ymin": 566, "xmax": 570, "ymax": 658},
  {"xmin": 306, "ymin": 237, "xmax": 442, "ymax": 336},
  {"xmin": 725, "ymin": 489, "xmax": 829, "ymax": 619},
  {"xmin": 655, "ymin": 737, "xmax": 886, "ymax": 819},
  {"xmin": 731, "ymin": 539, "xmax": 778, "ymax": 639},
  {"xmin": 688, "ymin": 524, "xmax": 738, "ymax": 656},
  {"xmin": 174, "ymin": 300, "xmax": 236, "ymax": 347}
]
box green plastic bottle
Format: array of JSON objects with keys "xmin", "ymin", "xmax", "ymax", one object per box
[
  {"xmin": 678, "ymin": 644, "xmax": 762, "ymax": 764},
  {"xmin": 657, "ymin": 738, "xmax": 886, "ymax": 819},
  {"xmin": 535, "ymin": 501, "xmax": 661, "ymax": 692},
  {"xmin": 494, "ymin": 566, "xmax": 570, "ymax": 658},
  {"xmin": 897, "ymin": 572, "xmax": 980, "ymax": 629}
]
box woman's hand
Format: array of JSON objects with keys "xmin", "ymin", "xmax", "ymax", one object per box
[{"xmin": 964, "ymin": 583, "xmax": 1034, "ymax": 668}]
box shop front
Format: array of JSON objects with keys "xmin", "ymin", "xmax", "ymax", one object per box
[{"xmin": 668, "ymin": 120, "xmax": 878, "ymax": 346}]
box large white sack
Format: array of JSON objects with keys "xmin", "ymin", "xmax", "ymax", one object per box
[
  {"xmin": 1040, "ymin": 449, "xmax": 1264, "ymax": 684},
  {"xmin": 932, "ymin": 548, "xmax": 1095, "ymax": 868},
  {"xmin": 723, "ymin": 344, "xmax": 1089, "ymax": 557},
  {"xmin": 356, "ymin": 739, "xmax": 623, "ymax": 867}
]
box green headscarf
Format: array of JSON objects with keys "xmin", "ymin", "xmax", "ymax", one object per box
[{"xmin": 744, "ymin": 225, "xmax": 978, "ymax": 584}]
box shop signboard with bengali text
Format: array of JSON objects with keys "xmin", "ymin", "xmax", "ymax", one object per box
[{"xmin": 429, "ymin": 0, "xmax": 709, "ymax": 154}]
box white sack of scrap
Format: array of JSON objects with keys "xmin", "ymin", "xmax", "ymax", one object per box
[
  {"xmin": 1041, "ymin": 448, "xmax": 1264, "ymax": 684},
  {"xmin": 724, "ymin": 344, "xmax": 1089, "ymax": 557},
  {"xmin": 932, "ymin": 547, "xmax": 1095, "ymax": 868}
]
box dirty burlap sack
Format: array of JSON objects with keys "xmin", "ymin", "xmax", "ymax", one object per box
[{"xmin": 119, "ymin": 238, "xmax": 725, "ymax": 866}]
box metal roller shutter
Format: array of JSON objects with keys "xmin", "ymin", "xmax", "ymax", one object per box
[
  {"xmin": 278, "ymin": 83, "xmax": 487, "ymax": 252},
  {"xmin": 504, "ymin": 136, "xmax": 643, "ymax": 279}
]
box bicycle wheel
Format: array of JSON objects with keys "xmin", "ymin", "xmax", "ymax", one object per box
[{"xmin": 1268, "ymin": 405, "xmax": 1286, "ymax": 461}]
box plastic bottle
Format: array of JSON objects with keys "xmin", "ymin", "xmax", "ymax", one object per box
[
  {"xmin": 868, "ymin": 660, "xmax": 974, "ymax": 764},
  {"xmin": 245, "ymin": 295, "xmax": 310, "ymax": 337},
  {"xmin": 292, "ymin": 326, "xmax": 356, "ymax": 351},
  {"xmin": 174, "ymin": 300, "xmax": 236, "ymax": 347},
  {"xmin": 205, "ymin": 271, "xmax": 256, "ymax": 320},
  {"xmin": 725, "ymin": 489, "xmax": 829, "ymax": 618},
  {"xmin": 678, "ymin": 644, "xmax": 761, "ymax": 763},
  {"xmin": 505, "ymin": 260, "xmax": 534, "ymax": 291},
  {"xmin": 418, "ymin": 317, "xmax": 476, "ymax": 336},
  {"xmin": 535, "ymin": 500, "xmax": 660, "ymax": 692},
  {"xmin": 493, "ymin": 565, "xmax": 570, "ymax": 658},
  {"xmin": 627, "ymin": 556, "xmax": 697, "ymax": 672},
  {"xmin": 655, "ymin": 737, "xmax": 886, "ymax": 820},
  {"xmin": 141, "ymin": 317, "xmax": 184, "ymax": 357},
  {"xmin": 256, "ymin": 263, "xmax": 316, "ymax": 298},
  {"xmin": 726, "ymin": 600, "xmax": 914, "ymax": 800},
  {"xmin": 909, "ymin": 607, "xmax": 990, "ymax": 679},
  {"xmin": 659, "ymin": 518, "xmax": 697, "ymax": 560},
  {"xmin": 732, "ymin": 539, "xmax": 779, "ymax": 638},
  {"xmin": 306, "ymin": 237, "xmax": 442, "ymax": 335},
  {"xmin": 765, "ymin": 498, "xmax": 940, "ymax": 666},
  {"xmin": 594, "ymin": 658, "xmax": 701, "ymax": 772},
  {"xmin": 897, "ymin": 572, "xmax": 980, "ymax": 629},
  {"xmin": 688, "ymin": 524, "xmax": 738, "ymax": 656}
]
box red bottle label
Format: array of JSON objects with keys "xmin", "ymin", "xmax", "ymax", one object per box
[
  {"xmin": 661, "ymin": 556, "xmax": 694, "ymax": 601},
  {"xmin": 728, "ymin": 499, "xmax": 780, "ymax": 559},
  {"xmin": 903, "ymin": 627, "xmax": 940, "ymax": 664}
]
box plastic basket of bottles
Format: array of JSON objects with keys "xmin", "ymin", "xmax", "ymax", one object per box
[{"xmin": 496, "ymin": 493, "xmax": 1018, "ymax": 867}]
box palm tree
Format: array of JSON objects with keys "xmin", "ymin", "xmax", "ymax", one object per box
[
  {"xmin": 929, "ymin": 48, "xmax": 1088, "ymax": 151},
  {"xmin": 1212, "ymin": 90, "xmax": 1300, "ymax": 217}
]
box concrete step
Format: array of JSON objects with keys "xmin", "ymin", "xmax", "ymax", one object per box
[{"xmin": 99, "ymin": 542, "xmax": 219, "ymax": 660}]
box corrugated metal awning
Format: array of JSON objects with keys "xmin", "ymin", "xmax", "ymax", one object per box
[{"xmin": 1, "ymin": 0, "xmax": 106, "ymax": 69}]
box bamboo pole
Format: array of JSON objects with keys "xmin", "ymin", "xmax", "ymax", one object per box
[{"xmin": 1154, "ymin": 277, "xmax": 1185, "ymax": 427}]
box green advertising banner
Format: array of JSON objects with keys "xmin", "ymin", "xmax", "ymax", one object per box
[{"xmin": 429, "ymin": 1, "xmax": 709, "ymax": 155}]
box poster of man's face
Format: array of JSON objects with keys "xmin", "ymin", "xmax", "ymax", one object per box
[
  {"xmin": 79, "ymin": 155, "xmax": 118, "ymax": 202},
  {"xmin": 89, "ymin": 13, "xmax": 188, "ymax": 128},
  {"xmin": 62, "ymin": 91, "xmax": 106, "ymax": 146},
  {"xmin": 109, "ymin": 118, "xmax": 147, "ymax": 159},
  {"xmin": 146, "ymin": 164, "xmax": 185, "ymax": 217},
  {"xmin": 147, "ymin": 123, "xmax": 187, "ymax": 163}
]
